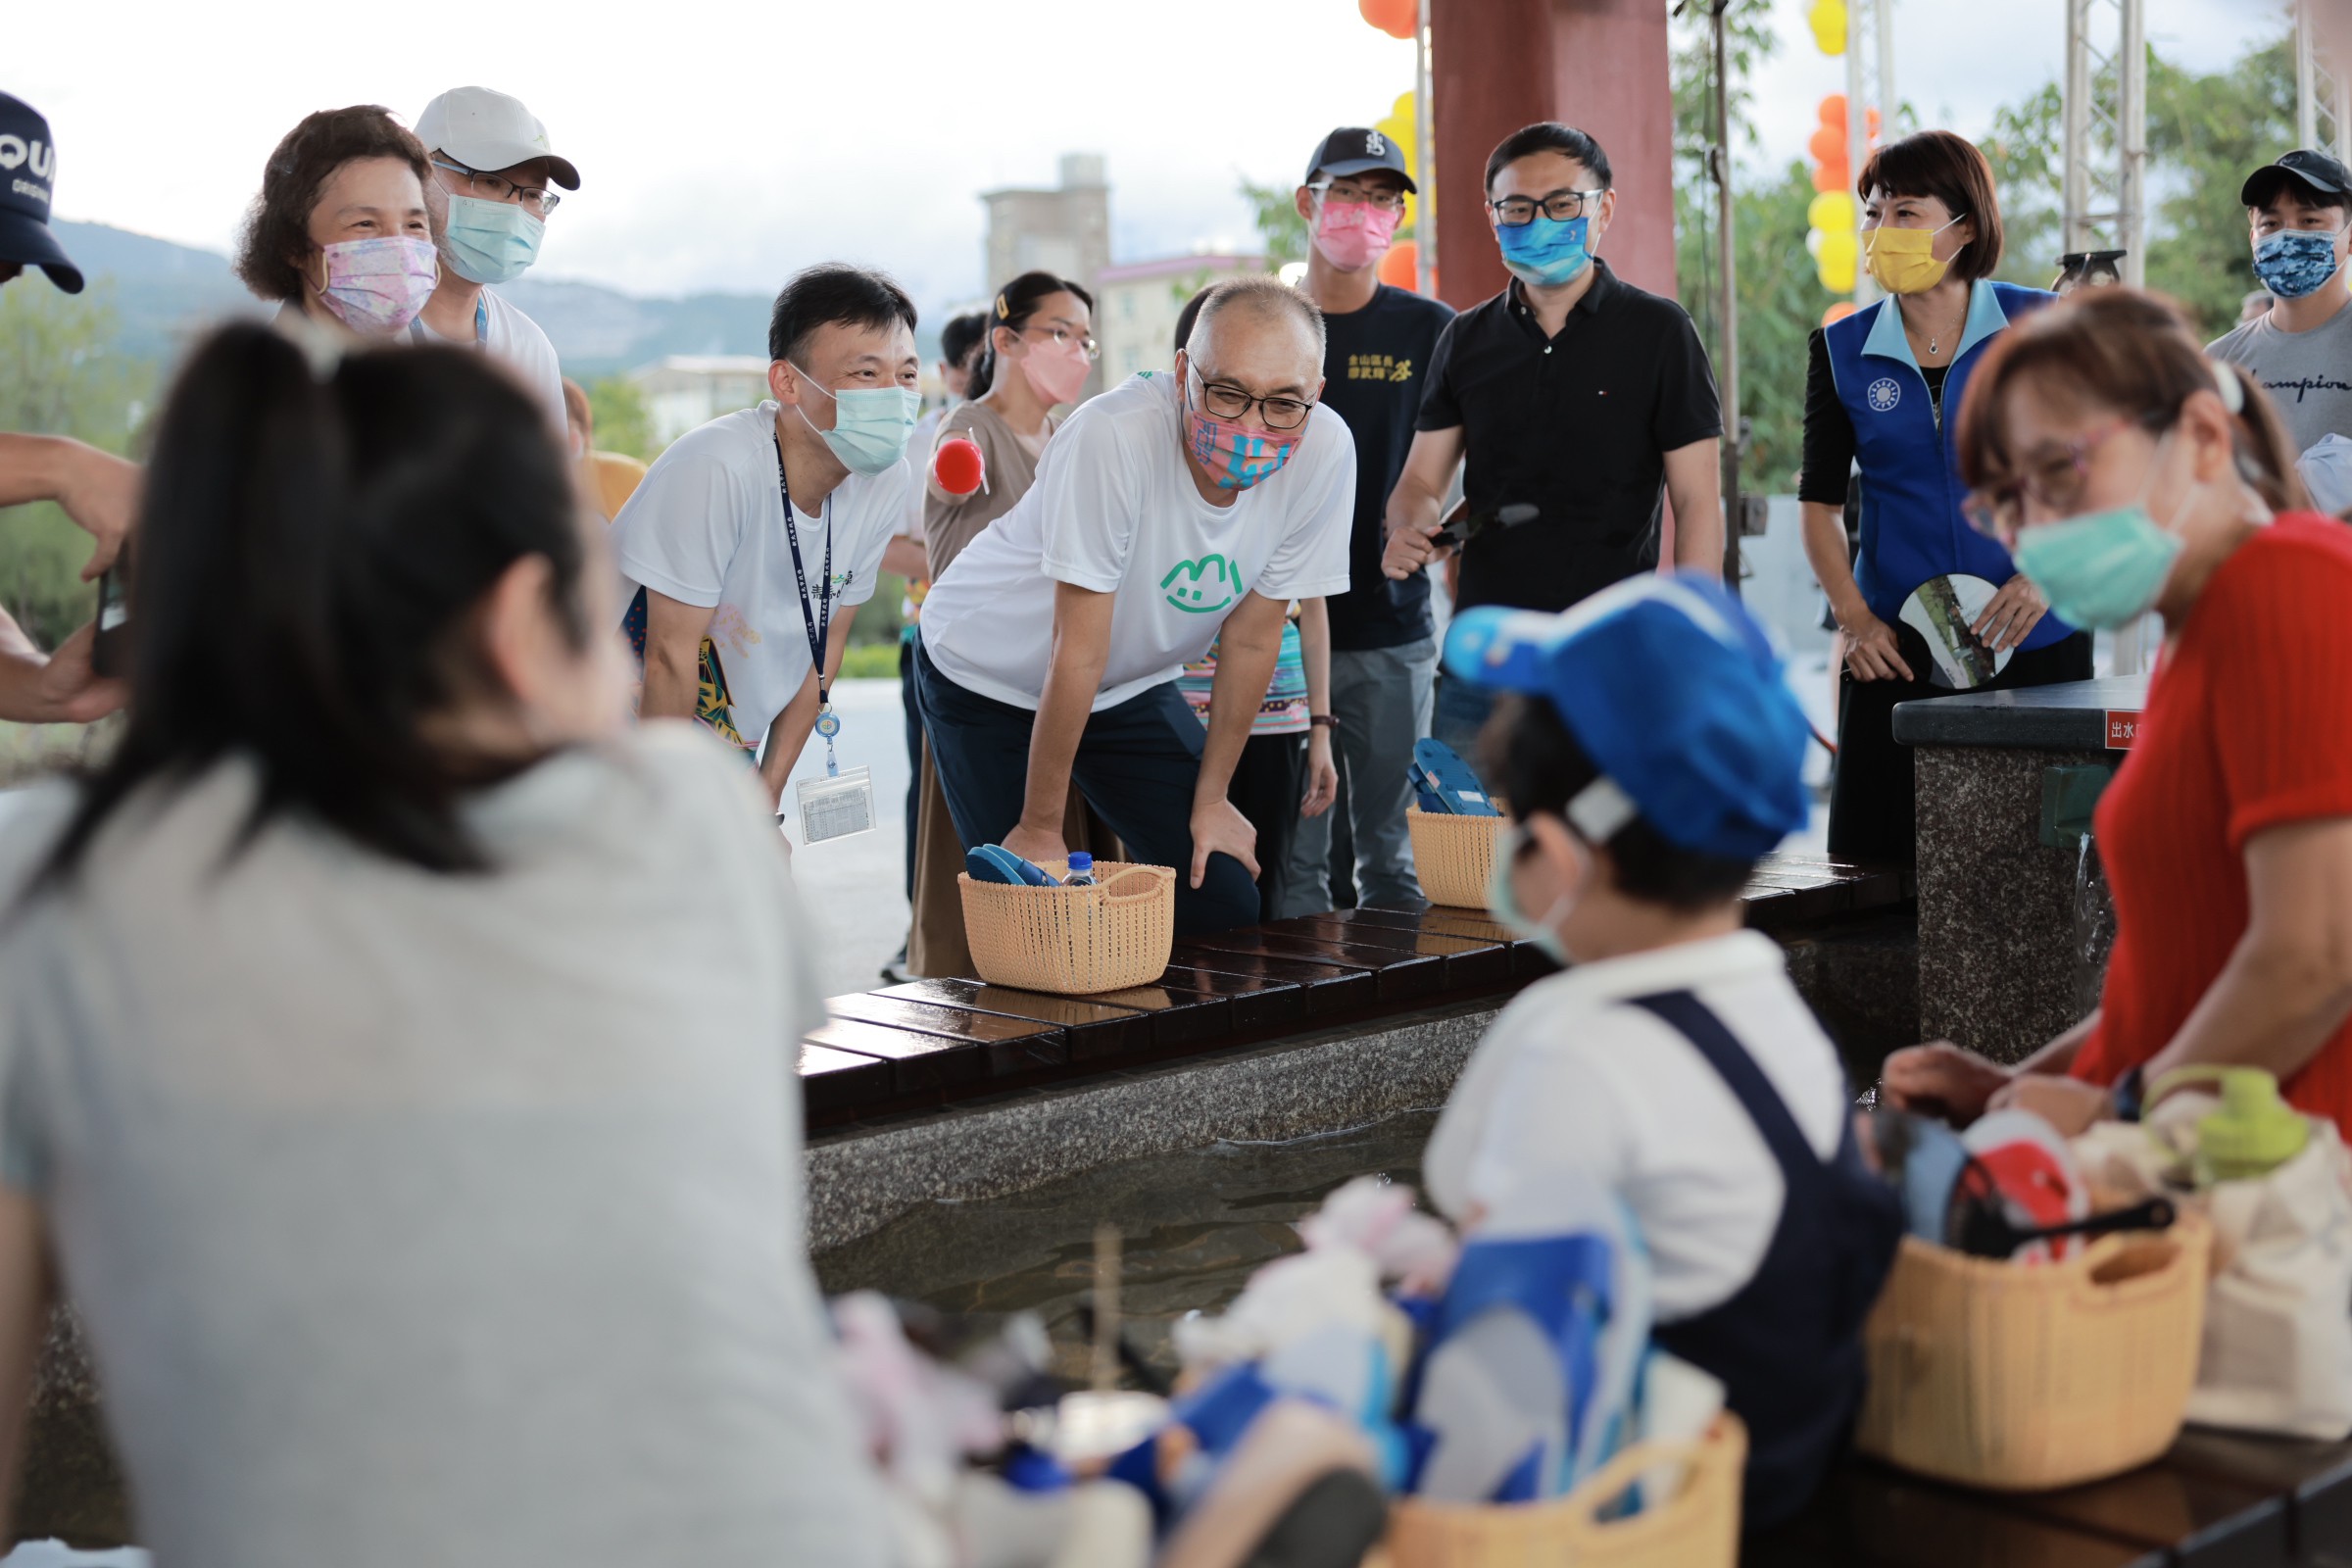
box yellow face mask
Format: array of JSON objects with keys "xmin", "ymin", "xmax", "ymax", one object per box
[{"xmin": 1865, "ymin": 213, "xmax": 1968, "ymax": 294}]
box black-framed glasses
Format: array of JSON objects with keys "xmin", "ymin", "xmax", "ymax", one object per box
[
  {"xmin": 1487, "ymin": 188, "xmax": 1607, "ymax": 226},
  {"xmin": 1020, "ymin": 323, "xmax": 1101, "ymax": 361},
  {"xmin": 1307, "ymin": 180, "xmax": 1409, "ymax": 215},
  {"xmin": 433, "ymin": 160, "xmax": 562, "ymax": 218},
  {"xmin": 1189, "ymin": 363, "xmax": 1315, "ymax": 431}
]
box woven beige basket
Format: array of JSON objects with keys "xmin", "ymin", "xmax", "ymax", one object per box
[
  {"xmin": 956, "ymin": 860, "xmax": 1175, "ymax": 996},
  {"xmin": 1408, "ymin": 808, "xmax": 1506, "ymax": 909},
  {"xmin": 1856, "ymin": 1210, "xmax": 2210, "ymax": 1491},
  {"xmin": 1378, "ymin": 1414, "xmax": 1744, "ymax": 1568}
]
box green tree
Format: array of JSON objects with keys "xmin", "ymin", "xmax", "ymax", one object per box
[
  {"xmin": 584, "ymin": 373, "xmax": 657, "ymax": 461},
  {"xmin": 1239, "ymin": 175, "xmax": 1309, "ymax": 270},
  {"xmin": 1671, "ymin": 0, "xmax": 1812, "ymax": 494},
  {"xmin": 2146, "ymin": 39, "xmax": 2294, "ymax": 335},
  {"xmin": 0, "ymin": 281, "xmax": 152, "ymax": 648}
]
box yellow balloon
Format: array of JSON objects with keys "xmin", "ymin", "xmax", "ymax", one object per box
[
  {"xmin": 1807, "ymin": 191, "xmax": 1856, "ymax": 234},
  {"xmin": 1811, "ymin": 0, "xmax": 1847, "ymax": 55},
  {"xmin": 1820, "ymin": 257, "xmax": 1857, "ymax": 293},
  {"xmin": 1375, "ymin": 115, "xmax": 1416, "ymax": 169}
]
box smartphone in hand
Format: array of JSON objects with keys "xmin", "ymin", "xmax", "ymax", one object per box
[{"xmin": 92, "ymin": 563, "xmax": 130, "ymax": 678}]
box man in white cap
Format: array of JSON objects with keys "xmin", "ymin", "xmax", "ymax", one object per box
[{"xmin": 413, "ymin": 85, "xmax": 577, "ymax": 429}]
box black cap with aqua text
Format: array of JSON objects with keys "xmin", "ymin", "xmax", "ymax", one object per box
[
  {"xmin": 1305, "ymin": 126, "xmax": 1418, "ymax": 195},
  {"xmin": 2242, "ymin": 148, "xmax": 2352, "ymax": 209},
  {"xmin": 0, "ymin": 93, "xmax": 81, "ymax": 293}
]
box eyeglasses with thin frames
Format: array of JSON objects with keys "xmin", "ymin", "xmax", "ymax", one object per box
[
  {"xmin": 1307, "ymin": 180, "xmax": 1409, "ymax": 215},
  {"xmin": 1962, "ymin": 416, "xmax": 2163, "ymax": 542},
  {"xmin": 1487, "ymin": 188, "xmax": 1607, "ymax": 226},
  {"xmin": 432, "ymin": 160, "xmax": 562, "ymax": 218},
  {"xmin": 1018, "ymin": 323, "xmax": 1101, "ymax": 361},
  {"xmin": 1188, "ymin": 363, "xmax": 1315, "ymax": 431}
]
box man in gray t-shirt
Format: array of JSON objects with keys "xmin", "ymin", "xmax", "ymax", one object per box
[{"xmin": 2209, "ymin": 148, "xmax": 2352, "ymax": 459}]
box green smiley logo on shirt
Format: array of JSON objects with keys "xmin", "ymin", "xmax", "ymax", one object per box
[{"xmin": 1161, "ymin": 553, "xmax": 1241, "ymax": 613}]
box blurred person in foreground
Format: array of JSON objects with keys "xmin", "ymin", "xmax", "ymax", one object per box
[
  {"xmin": 1885, "ymin": 291, "xmax": 2352, "ymax": 1145},
  {"xmin": 0, "ymin": 90, "xmax": 130, "ymax": 725},
  {"xmin": 0, "ymin": 324, "xmax": 886, "ymax": 1564}
]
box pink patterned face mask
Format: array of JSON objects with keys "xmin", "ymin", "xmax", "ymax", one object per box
[
  {"xmin": 1312, "ymin": 199, "xmax": 1402, "ymax": 270},
  {"xmin": 313, "ymin": 235, "xmax": 439, "ymax": 335},
  {"xmin": 1183, "ymin": 380, "xmax": 1302, "ymax": 492}
]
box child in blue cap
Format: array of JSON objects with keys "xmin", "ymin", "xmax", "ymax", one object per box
[{"xmin": 1421, "ymin": 572, "xmax": 1901, "ymax": 1531}]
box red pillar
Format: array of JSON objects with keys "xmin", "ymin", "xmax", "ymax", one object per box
[{"xmin": 1431, "ymin": 0, "xmax": 1679, "ymax": 311}]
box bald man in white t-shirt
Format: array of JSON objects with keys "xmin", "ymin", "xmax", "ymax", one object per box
[{"xmin": 914, "ymin": 277, "xmax": 1355, "ymax": 934}]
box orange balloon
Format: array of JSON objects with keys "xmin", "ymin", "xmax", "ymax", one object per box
[
  {"xmin": 1808, "ymin": 125, "xmax": 1846, "ymax": 166},
  {"xmin": 1819, "ymin": 93, "xmax": 1847, "ymax": 130},
  {"xmin": 1379, "ymin": 240, "xmax": 1420, "ymax": 290},
  {"xmin": 1811, "ymin": 160, "xmax": 1851, "ymax": 194},
  {"xmin": 1358, "ymin": 0, "xmax": 1416, "ymax": 39},
  {"xmin": 1866, "ymin": 107, "xmax": 1883, "ymax": 136},
  {"xmin": 1822, "ymin": 302, "xmax": 1858, "ymax": 327}
]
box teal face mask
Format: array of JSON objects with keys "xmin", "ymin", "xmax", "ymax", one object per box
[
  {"xmin": 441, "ymin": 193, "xmax": 544, "ymax": 285},
  {"xmin": 2009, "ymin": 434, "xmax": 2190, "ymax": 630},
  {"xmin": 1486, "ymin": 821, "xmax": 1579, "ymax": 966},
  {"xmin": 1496, "ymin": 214, "xmax": 1592, "ymax": 287},
  {"xmin": 792, "ymin": 368, "xmax": 921, "ymax": 476}
]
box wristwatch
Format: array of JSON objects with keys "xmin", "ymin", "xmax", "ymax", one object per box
[{"xmin": 1309, "ymin": 714, "xmax": 1341, "ymax": 731}]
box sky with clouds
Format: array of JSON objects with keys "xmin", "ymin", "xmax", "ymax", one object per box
[{"xmin": 9, "ymin": 0, "xmax": 2300, "ymax": 313}]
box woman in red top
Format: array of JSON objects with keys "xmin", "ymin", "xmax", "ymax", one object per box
[{"xmin": 1883, "ymin": 288, "xmax": 2352, "ymax": 1137}]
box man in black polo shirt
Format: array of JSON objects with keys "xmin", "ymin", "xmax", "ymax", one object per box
[
  {"xmin": 1280, "ymin": 126, "xmax": 1456, "ymax": 914},
  {"xmin": 1384, "ymin": 121, "xmax": 1723, "ymax": 756}
]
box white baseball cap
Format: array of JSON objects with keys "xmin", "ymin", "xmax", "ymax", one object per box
[{"xmin": 415, "ymin": 86, "xmax": 579, "ymax": 189}]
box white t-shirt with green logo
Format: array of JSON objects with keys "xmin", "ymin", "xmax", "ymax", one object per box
[{"xmin": 918, "ymin": 370, "xmax": 1355, "ymax": 711}]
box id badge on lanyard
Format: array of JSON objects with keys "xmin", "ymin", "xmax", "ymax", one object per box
[{"xmin": 777, "ymin": 437, "xmax": 875, "ymax": 844}]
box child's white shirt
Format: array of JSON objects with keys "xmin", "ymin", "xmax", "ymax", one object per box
[{"xmin": 1423, "ymin": 929, "xmax": 1850, "ymax": 1321}]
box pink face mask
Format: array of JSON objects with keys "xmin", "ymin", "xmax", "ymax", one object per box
[
  {"xmin": 1018, "ymin": 335, "xmax": 1093, "ymax": 406},
  {"xmin": 1183, "ymin": 379, "xmax": 1302, "ymax": 492},
  {"xmin": 1312, "ymin": 199, "xmax": 1402, "ymax": 270},
  {"xmin": 313, "ymin": 235, "xmax": 439, "ymax": 335}
]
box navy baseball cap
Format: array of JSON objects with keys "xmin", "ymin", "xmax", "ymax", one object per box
[
  {"xmin": 0, "ymin": 93, "xmax": 81, "ymax": 293},
  {"xmin": 1305, "ymin": 126, "xmax": 1417, "ymax": 195},
  {"xmin": 1443, "ymin": 574, "xmax": 1810, "ymax": 859},
  {"xmin": 2242, "ymin": 148, "xmax": 2352, "ymax": 209}
]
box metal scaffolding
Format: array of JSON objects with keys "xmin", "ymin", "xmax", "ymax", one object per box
[
  {"xmin": 2059, "ymin": 0, "xmax": 2147, "ymax": 286},
  {"xmin": 2296, "ymin": 0, "xmax": 2352, "ymax": 164},
  {"xmin": 1844, "ymin": 0, "xmax": 1895, "ymax": 306}
]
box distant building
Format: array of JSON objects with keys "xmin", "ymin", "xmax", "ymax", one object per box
[
  {"xmin": 631, "ymin": 355, "xmax": 769, "ymax": 446},
  {"xmin": 982, "ymin": 153, "xmax": 1111, "ymax": 300},
  {"xmin": 1093, "ymin": 254, "xmax": 1269, "ymax": 386}
]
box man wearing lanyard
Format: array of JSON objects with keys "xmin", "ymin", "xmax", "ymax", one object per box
[
  {"xmin": 611, "ymin": 265, "xmax": 921, "ymax": 818},
  {"xmin": 412, "ymin": 86, "xmax": 575, "ymax": 431}
]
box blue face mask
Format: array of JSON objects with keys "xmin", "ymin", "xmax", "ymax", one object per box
[
  {"xmin": 1485, "ymin": 821, "xmax": 1579, "ymax": 966},
  {"xmin": 441, "ymin": 193, "xmax": 544, "ymax": 285},
  {"xmin": 2252, "ymin": 227, "xmax": 2345, "ymax": 300},
  {"xmin": 1496, "ymin": 213, "xmax": 1593, "ymax": 287},
  {"xmin": 792, "ymin": 368, "xmax": 921, "ymax": 476},
  {"xmin": 2009, "ymin": 435, "xmax": 2189, "ymax": 629}
]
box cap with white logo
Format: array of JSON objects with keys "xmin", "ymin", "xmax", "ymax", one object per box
[
  {"xmin": 416, "ymin": 86, "xmax": 579, "ymax": 190},
  {"xmin": 0, "ymin": 92, "xmax": 81, "ymax": 293}
]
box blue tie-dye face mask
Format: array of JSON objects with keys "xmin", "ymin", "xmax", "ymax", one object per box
[{"xmin": 2252, "ymin": 227, "xmax": 2346, "ymax": 299}]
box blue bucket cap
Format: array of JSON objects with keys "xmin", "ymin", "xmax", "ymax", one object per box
[{"xmin": 1442, "ymin": 574, "xmax": 1809, "ymax": 860}]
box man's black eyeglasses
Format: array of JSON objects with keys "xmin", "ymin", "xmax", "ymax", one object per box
[
  {"xmin": 1189, "ymin": 364, "xmax": 1315, "ymax": 431},
  {"xmin": 1487, "ymin": 189, "xmax": 1606, "ymax": 227}
]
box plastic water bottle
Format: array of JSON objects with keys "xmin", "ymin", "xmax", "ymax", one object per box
[{"xmin": 1064, "ymin": 853, "xmax": 1097, "ymax": 887}]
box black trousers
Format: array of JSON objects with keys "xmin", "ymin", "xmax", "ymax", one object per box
[
  {"xmin": 1226, "ymin": 731, "xmax": 1308, "ymax": 923},
  {"xmin": 1829, "ymin": 624, "xmax": 2093, "ymax": 865}
]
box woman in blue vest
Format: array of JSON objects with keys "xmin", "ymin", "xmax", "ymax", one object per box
[{"xmin": 1800, "ymin": 130, "xmax": 2091, "ymax": 863}]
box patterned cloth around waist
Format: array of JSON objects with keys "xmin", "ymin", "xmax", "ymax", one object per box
[{"xmin": 1177, "ymin": 619, "xmax": 1308, "ymax": 736}]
